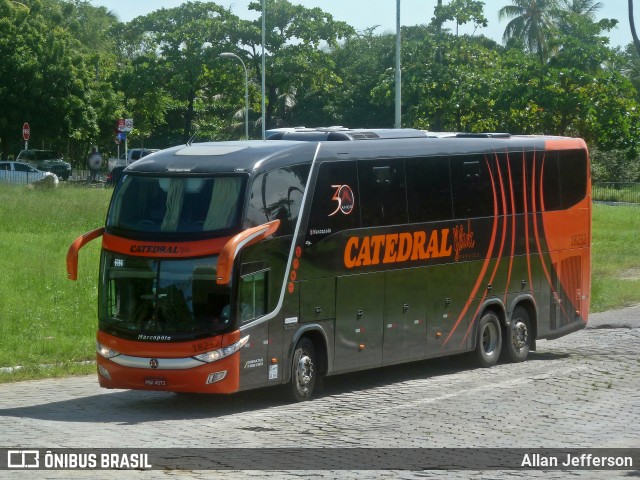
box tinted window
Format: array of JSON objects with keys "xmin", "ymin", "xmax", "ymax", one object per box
[
  {"xmin": 246, "ymin": 165, "xmax": 310, "ymax": 237},
  {"xmin": 14, "ymin": 163, "xmax": 32, "ymax": 172},
  {"xmin": 358, "ymin": 159, "xmax": 408, "ymax": 227},
  {"xmin": 35, "ymin": 151, "xmax": 57, "ymax": 160},
  {"xmin": 503, "ymin": 151, "xmax": 537, "ymax": 214},
  {"xmin": 542, "ymin": 152, "xmax": 562, "ymax": 211},
  {"xmin": 306, "ymin": 161, "xmax": 360, "ymax": 243},
  {"xmin": 451, "ymin": 154, "xmax": 494, "ymax": 218},
  {"xmin": 108, "ymin": 175, "xmax": 245, "ymax": 234},
  {"xmin": 405, "ymin": 156, "xmax": 453, "ymax": 222},
  {"xmin": 559, "ymin": 149, "xmax": 588, "ymax": 209}
]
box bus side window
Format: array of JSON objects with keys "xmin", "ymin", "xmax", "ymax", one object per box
[
  {"xmin": 306, "ymin": 161, "xmax": 360, "ymax": 242},
  {"xmin": 559, "ymin": 149, "xmax": 588, "ymax": 209},
  {"xmin": 405, "ymin": 156, "xmax": 453, "ymax": 222},
  {"xmin": 245, "ymin": 165, "xmax": 310, "ymax": 236},
  {"xmin": 451, "ymin": 154, "xmax": 494, "ymax": 219},
  {"xmin": 358, "ymin": 159, "xmax": 408, "ymax": 227},
  {"xmin": 239, "ymin": 269, "xmax": 268, "ymax": 324},
  {"xmin": 542, "ymin": 151, "xmax": 562, "ymax": 211}
]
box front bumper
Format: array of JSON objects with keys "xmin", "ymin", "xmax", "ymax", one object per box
[{"xmin": 96, "ymin": 330, "xmax": 242, "ymax": 394}]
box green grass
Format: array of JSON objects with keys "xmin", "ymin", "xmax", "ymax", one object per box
[
  {"xmin": 0, "ymin": 184, "xmax": 111, "ymax": 382},
  {"xmin": 590, "ymin": 203, "xmax": 640, "ymax": 312},
  {"xmin": 0, "ymin": 187, "xmax": 637, "ymax": 383}
]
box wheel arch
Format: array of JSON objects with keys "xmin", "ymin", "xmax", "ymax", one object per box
[
  {"xmin": 470, "ymin": 299, "xmax": 506, "ymax": 351},
  {"xmin": 283, "ymin": 324, "xmax": 331, "ymax": 384}
]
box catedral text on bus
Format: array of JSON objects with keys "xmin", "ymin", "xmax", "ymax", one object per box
[{"xmin": 67, "ymin": 128, "xmax": 591, "ymax": 401}]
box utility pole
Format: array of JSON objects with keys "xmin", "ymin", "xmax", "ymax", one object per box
[{"xmin": 395, "ymin": 0, "xmax": 401, "ymax": 129}]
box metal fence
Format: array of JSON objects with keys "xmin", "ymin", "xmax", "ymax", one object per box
[
  {"xmin": 592, "ymin": 182, "xmax": 640, "ymax": 204},
  {"xmin": 69, "ymin": 169, "xmax": 107, "ymax": 182}
]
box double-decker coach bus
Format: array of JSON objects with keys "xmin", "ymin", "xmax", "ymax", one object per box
[{"xmin": 67, "ymin": 129, "xmax": 591, "ymax": 401}]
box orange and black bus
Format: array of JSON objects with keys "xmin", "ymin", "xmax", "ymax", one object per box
[{"xmin": 67, "ymin": 129, "xmax": 591, "ymax": 401}]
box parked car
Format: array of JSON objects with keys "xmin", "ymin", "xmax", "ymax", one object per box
[
  {"xmin": 16, "ymin": 149, "xmax": 72, "ymax": 180},
  {"xmin": 127, "ymin": 148, "xmax": 159, "ymax": 162},
  {"xmin": 106, "ymin": 165, "xmax": 126, "ymax": 187},
  {"xmin": 108, "ymin": 148, "xmax": 160, "ymax": 172},
  {"xmin": 0, "ymin": 161, "xmax": 59, "ymax": 186}
]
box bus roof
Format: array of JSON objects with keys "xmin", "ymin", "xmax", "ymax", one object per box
[
  {"xmin": 126, "ymin": 140, "xmax": 320, "ymax": 175},
  {"xmin": 125, "ymin": 133, "xmax": 586, "ymax": 176}
]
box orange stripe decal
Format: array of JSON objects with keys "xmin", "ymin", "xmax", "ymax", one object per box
[
  {"xmin": 461, "ymin": 155, "xmax": 507, "ymax": 345},
  {"xmin": 526, "ymin": 153, "xmax": 535, "ymax": 293},
  {"xmin": 504, "ymin": 150, "xmax": 516, "ymax": 305},
  {"xmin": 444, "ymin": 156, "xmax": 500, "ymax": 346}
]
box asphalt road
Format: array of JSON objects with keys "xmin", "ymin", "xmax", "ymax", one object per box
[{"xmin": 0, "ymin": 305, "xmax": 638, "ymax": 479}]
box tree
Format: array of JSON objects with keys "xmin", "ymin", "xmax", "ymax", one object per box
[
  {"xmin": 431, "ymin": 0, "xmax": 488, "ymax": 36},
  {"xmin": 499, "ymin": 0, "xmax": 559, "ymax": 61},
  {"xmin": 331, "ymin": 28, "xmax": 397, "ymax": 128},
  {"xmin": 120, "ymin": 2, "xmax": 238, "ymax": 143},
  {"xmin": 243, "ymin": 0, "xmax": 355, "ymax": 129},
  {"xmin": 0, "ymin": 0, "xmax": 111, "ymax": 161},
  {"xmin": 560, "ymin": 0, "xmax": 602, "ymax": 18}
]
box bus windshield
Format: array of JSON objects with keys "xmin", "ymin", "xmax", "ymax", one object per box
[
  {"xmin": 107, "ymin": 175, "xmax": 246, "ymax": 234},
  {"xmin": 99, "ymin": 252, "xmax": 232, "ymax": 340}
]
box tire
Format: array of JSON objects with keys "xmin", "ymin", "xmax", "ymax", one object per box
[
  {"xmin": 502, "ymin": 306, "xmax": 531, "ymax": 363},
  {"xmin": 287, "ymin": 338, "xmax": 316, "ymax": 402},
  {"xmin": 475, "ymin": 311, "xmax": 502, "ymax": 368}
]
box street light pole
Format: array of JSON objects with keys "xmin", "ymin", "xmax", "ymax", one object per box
[
  {"xmin": 261, "ymin": 0, "xmax": 266, "ymax": 140},
  {"xmin": 220, "ymin": 52, "xmax": 249, "ymax": 139},
  {"xmin": 395, "ymin": 0, "xmax": 402, "ymax": 129}
]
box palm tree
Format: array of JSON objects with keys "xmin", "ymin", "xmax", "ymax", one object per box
[
  {"xmin": 630, "ymin": 0, "xmax": 640, "ymax": 57},
  {"xmin": 560, "ymin": 0, "xmax": 602, "ymax": 18},
  {"xmin": 499, "ymin": 0, "xmax": 559, "ymax": 62}
]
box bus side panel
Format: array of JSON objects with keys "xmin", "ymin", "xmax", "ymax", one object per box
[
  {"xmin": 383, "ymin": 268, "xmax": 428, "ymax": 365},
  {"xmin": 425, "ymin": 262, "xmax": 471, "ymax": 357},
  {"xmin": 540, "ymin": 203, "xmax": 590, "ymax": 333},
  {"xmin": 300, "ymin": 277, "xmax": 336, "ymax": 322},
  {"xmin": 334, "ymin": 273, "xmax": 384, "ymax": 373},
  {"xmin": 238, "ymin": 320, "xmax": 270, "ymax": 390}
]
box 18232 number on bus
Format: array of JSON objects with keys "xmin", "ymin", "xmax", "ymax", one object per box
[{"xmin": 570, "ymin": 233, "xmax": 588, "ymax": 246}]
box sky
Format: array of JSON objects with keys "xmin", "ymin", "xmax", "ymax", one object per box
[{"xmin": 92, "ymin": 0, "xmax": 635, "ymax": 49}]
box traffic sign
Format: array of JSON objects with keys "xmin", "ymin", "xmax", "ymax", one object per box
[
  {"xmin": 22, "ymin": 123, "xmax": 30, "ymax": 141},
  {"xmin": 117, "ymin": 118, "xmax": 133, "ymax": 132}
]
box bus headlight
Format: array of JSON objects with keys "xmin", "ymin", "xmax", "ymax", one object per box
[
  {"xmin": 193, "ymin": 336, "xmax": 249, "ymax": 364},
  {"xmin": 96, "ymin": 341, "xmax": 121, "ymax": 359}
]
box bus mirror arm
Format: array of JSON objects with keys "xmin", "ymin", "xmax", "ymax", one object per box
[
  {"xmin": 66, "ymin": 227, "xmax": 106, "ymax": 281},
  {"xmin": 216, "ymin": 220, "xmax": 280, "ymax": 286}
]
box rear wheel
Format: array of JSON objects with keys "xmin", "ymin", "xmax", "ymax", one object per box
[
  {"xmin": 503, "ymin": 306, "xmax": 531, "ymax": 363},
  {"xmin": 475, "ymin": 312, "xmax": 502, "ymax": 368},
  {"xmin": 287, "ymin": 338, "xmax": 316, "ymax": 402}
]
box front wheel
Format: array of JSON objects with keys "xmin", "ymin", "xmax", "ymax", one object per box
[
  {"xmin": 475, "ymin": 312, "xmax": 502, "ymax": 368},
  {"xmin": 287, "ymin": 338, "xmax": 317, "ymax": 402},
  {"xmin": 503, "ymin": 306, "xmax": 531, "ymax": 363}
]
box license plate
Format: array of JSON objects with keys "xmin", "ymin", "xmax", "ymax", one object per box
[{"xmin": 144, "ymin": 376, "xmax": 167, "ymax": 387}]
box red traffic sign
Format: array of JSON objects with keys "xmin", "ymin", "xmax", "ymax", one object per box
[
  {"xmin": 117, "ymin": 118, "xmax": 133, "ymax": 132},
  {"xmin": 22, "ymin": 123, "xmax": 30, "ymax": 141}
]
